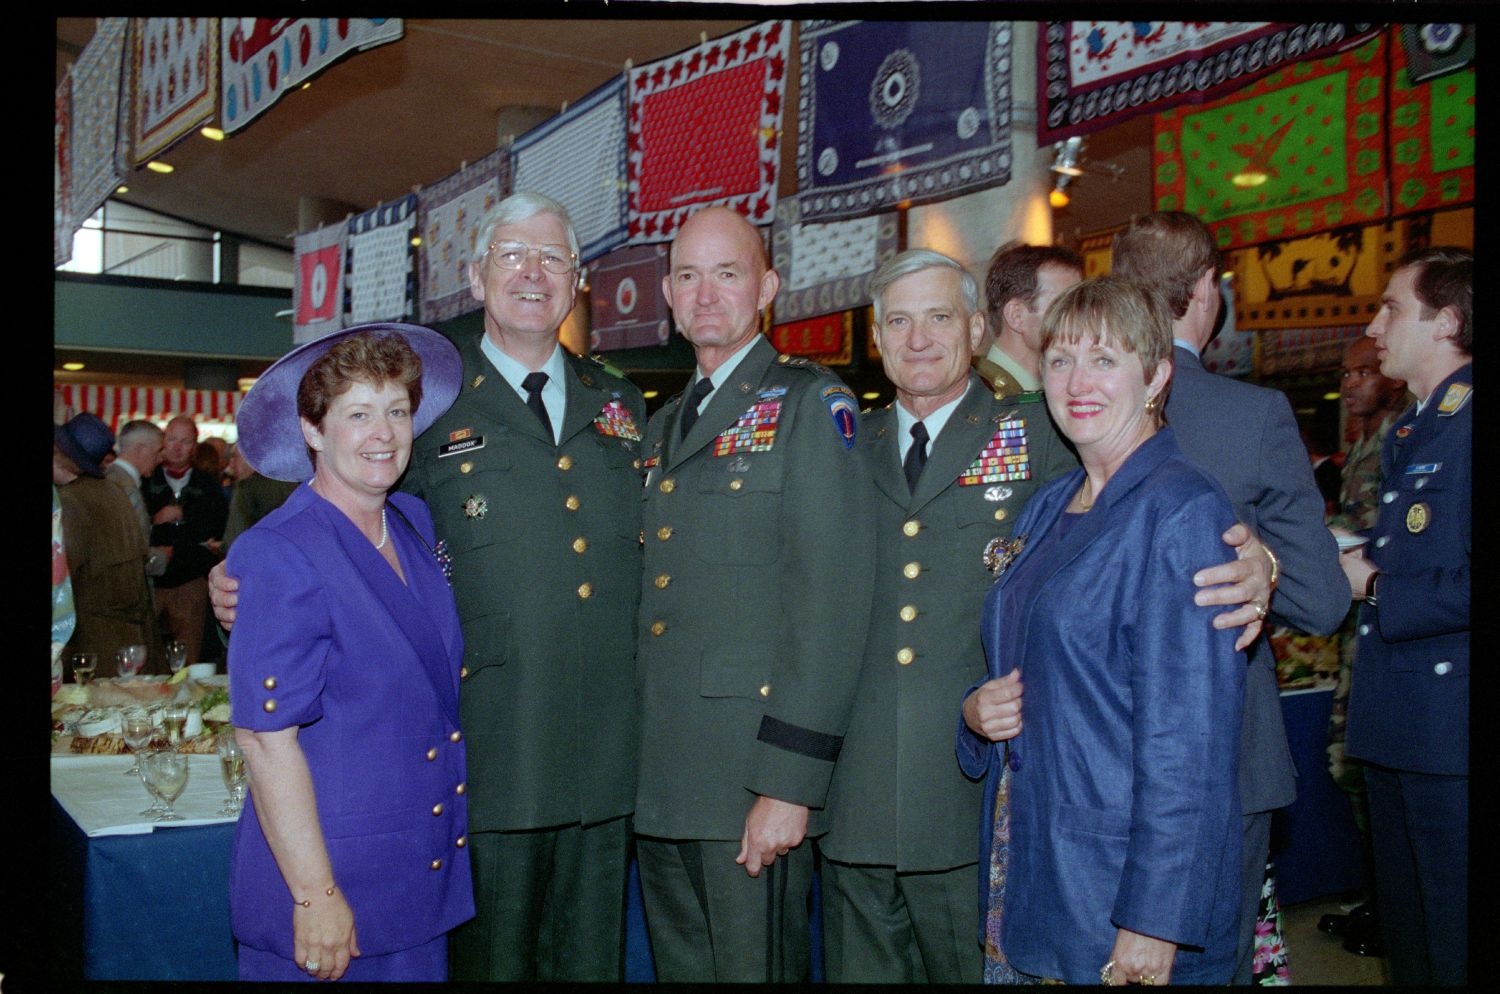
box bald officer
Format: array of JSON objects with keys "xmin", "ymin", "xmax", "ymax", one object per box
[{"xmin": 633, "ymin": 206, "xmax": 875, "ymax": 982}]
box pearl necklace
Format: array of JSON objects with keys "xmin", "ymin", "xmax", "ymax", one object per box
[{"xmin": 375, "ymin": 507, "xmax": 388, "ymax": 549}]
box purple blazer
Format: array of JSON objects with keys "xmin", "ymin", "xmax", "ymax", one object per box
[
  {"xmin": 228, "ymin": 485, "xmax": 473, "ymax": 960},
  {"xmin": 957, "ymin": 428, "xmax": 1245, "ymax": 984}
]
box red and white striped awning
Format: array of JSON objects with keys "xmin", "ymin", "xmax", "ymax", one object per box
[{"xmin": 54, "ymin": 384, "xmax": 244, "ymax": 434}]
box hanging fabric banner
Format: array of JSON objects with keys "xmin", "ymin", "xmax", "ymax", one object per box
[
  {"xmin": 221, "ymin": 18, "xmax": 403, "ymax": 134},
  {"xmin": 770, "ymin": 195, "xmax": 897, "ymax": 323},
  {"xmin": 1038, "ymin": 21, "xmax": 1382, "ymax": 143},
  {"xmin": 69, "ymin": 18, "xmax": 130, "ymax": 233},
  {"xmin": 795, "ymin": 20, "xmax": 1012, "ymax": 223},
  {"xmin": 588, "ymin": 243, "xmax": 671, "ymax": 353},
  {"xmin": 345, "ymin": 194, "xmax": 417, "ymax": 326},
  {"xmin": 292, "ymin": 221, "xmax": 349, "ymax": 345},
  {"xmin": 132, "ymin": 18, "xmax": 218, "ymax": 164},
  {"xmin": 626, "ymin": 21, "xmax": 789, "ymax": 243},
  {"xmin": 1397, "ymin": 24, "xmax": 1473, "ymax": 85},
  {"xmin": 416, "ymin": 148, "xmax": 509, "ymax": 326},
  {"xmin": 1152, "ymin": 34, "xmax": 1386, "ymax": 251},
  {"xmin": 55, "ymin": 71, "xmax": 73, "ymax": 267},
  {"xmin": 1388, "ymin": 30, "xmax": 1474, "ymax": 218},
  {"xmin": 512, "ymin": 75, "xmax": 628, "ymax": 263},
  {"xmin": 770, "ymin": 311, "xmax": 853, "ymax": 366}
]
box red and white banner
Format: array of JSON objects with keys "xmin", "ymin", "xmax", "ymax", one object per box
[{"xmin": 55, "ymin": 385, "xmax": 243, "ymax": 435}]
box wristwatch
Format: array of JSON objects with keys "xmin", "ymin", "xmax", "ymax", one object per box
[{"xmin": 1363, "ymin": 570, "xmax": 1379, "ymax": 607}]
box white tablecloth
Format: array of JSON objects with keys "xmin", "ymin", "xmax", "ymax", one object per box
[{"xmin": 51, "ymin": 754, "xmax": 240, "ymax": 837}]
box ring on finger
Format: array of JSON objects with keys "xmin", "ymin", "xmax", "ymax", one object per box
[
  {"xmin": 304, "ymin": 959, "xmax": 321, "ymax": 972},
  {"xmin": 1139, "ymin": 974, "xmax": 1156, "ymax": 985},
  {"xmin": 1250, "ymin": 598, "xmax": 1268, "ymax": 620},
  {"xmin": 1100, "ymin": 959, "xmax": 1115, "ymax": 985}
]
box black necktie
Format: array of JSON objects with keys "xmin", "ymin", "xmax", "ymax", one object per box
[
  {"xmin": 680, "ymin": 377, "xmax": 715, "ymax": 439},
  {"xmin": 903, "ymin": 421, "xmax": 929, "ymax": 493},
  {"xmin": 522, "ymin": 371, "xmax": 553, "ymax": 439}
]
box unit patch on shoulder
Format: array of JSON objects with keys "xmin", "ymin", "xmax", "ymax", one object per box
[
  {"xmin": 593, "ymin": 398, "xmax": 642, "ymax": 441},
  {"xmin": 822, "ymin": 385, "xmax": 858, "ymax": 450},
  {"xmin": 959, "ymin": 418, "xmax": 1032, "ymax": 485},
  {"xmin": 713, "ymin": 400, "xmax": 782, "ymax": 456},
  {"xmin": 1437, "ymin": 382, "xmax": 1471, "ymax": 415}
]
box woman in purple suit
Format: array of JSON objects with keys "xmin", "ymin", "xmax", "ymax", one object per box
[{"xmin": 228, "ymin": 324, "xmax": 471, "ymax": 982}]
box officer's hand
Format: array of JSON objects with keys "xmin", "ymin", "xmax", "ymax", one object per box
[
  {"xmin": 209, "ymin": 561, "xmax": 240, "ymax": 630},
  {"xmin": 1340, "ymin": 546, "xmax": 1376, "ymax": 601},
  {"xmin": 963, "ymin": 670, "xmax": 1023, "ymax": 742},
  {"xmin": 736, "ymin": 796, "xmax": 808, "ymax": 878},
  {"xmin": 1193, "ymin": 523, "xmax": 1272, "ymax": 651}
]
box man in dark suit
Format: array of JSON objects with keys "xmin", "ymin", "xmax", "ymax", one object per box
[
  {"xmin": 633, "ymin": 206, "xmax": 875, "ymax": 981},
  {"xmin": 1113, "ymin": 212, "xmax": 1348, "ymax": 984},
  {"xmin": 144, "ymin": 415, "xmax": 228, "ymax": 666},
  {"xmin": 1340, "ymin": 248, "xmax": 1470, "ymax": 986}
]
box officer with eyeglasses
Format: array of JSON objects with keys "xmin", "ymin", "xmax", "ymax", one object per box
[{"xmin": 401, "ymin": 191, "xmax": 647, "ymax": 981}]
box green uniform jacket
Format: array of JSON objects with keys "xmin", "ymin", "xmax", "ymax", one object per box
[
  {"xmin": 635, "ymin": 336, "xmax": 875, "ymax": 841},
  {"xmin": 403, "ymin": 336, "xmax": 645, "ymax": 833},
  {"xmin": 820, "ymin": 373, "xmax": 1077, "ymax": 871}
]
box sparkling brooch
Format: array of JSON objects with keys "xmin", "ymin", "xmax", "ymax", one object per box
[
  {"xmin": 983, "ymin": 535, "xmax": 1026, "ymax": 578},
  {"xmin": 463, "ymin": 495, "xmax": 488, "ymax": 520}
]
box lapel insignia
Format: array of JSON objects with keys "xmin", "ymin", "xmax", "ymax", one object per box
[
  {"xmin": 876, "ymin": 425, "xmax": 888, "ymax": 438},
  {"xmin": 758, "ymin": 385, "xmax": 789, "ymax": 400},
  {"xmin": 1406, "ymin": 501, "xmax": 1430, "ymax": 534},
  {"xmin": 471, "ymin": 374, "xmax": 485, "ymax": 389},
  {"xmin": 984, "ymin": 485, "xmax": 1013, "ymax": 502},
  {"xmin": 959, "ymin": 418, "xmax": 1032, "ymax": 485},
  {"xmin": 739, "ymin": 381, "xmax": 754, "ymax": 394},
  {"xmin": 983, "ymin": 535, "xmax": 1026, "ymax": 577},
  {"xmin": 463, "ymin": 495, "xmax": 488, "ymax": 520},
  {"xmin": 593, "ymin": 399, "xmax": 642, "ymax": 441},
  {"xmin": 822, "ymin": 385, "xmax": 858, "ymax": 450},
  {"xmin": 713, "ymin": 400, "xmax": 782, "ymax": 456},
  {"xmin": 580, "ymin": 373, "xmax": 596, "ymax": 387},
  {"xmin": 1437, "ymin": 382, "xmax": 1471, "ymax": 415}
]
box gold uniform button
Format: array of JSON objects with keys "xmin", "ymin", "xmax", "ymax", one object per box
[
  {"xmin": 897, "ymin": 648, "xmax": 915, "ymax": 666},
  {"xmin": 657, "ymin": 525, "xmax": 674, "ymax": 541},
  {"xmin": 455, "ymin": 783, "xmax": 466, "ymax": 795},
  {"xmin": 572, "ymin": 537, "xmax": 588, "ymax": 554},
  {"xmin": 903, "ymin": 561, "xmax": 922, "ymax": 579},
  {"xmin": 899, "ymin": 605, "xmax": 917, "ymax": 622},
  {"xmin": 578, "ymin": 582, "xmax": 593, "ymax": 599},
  {"xmin": 565, "ymin": 495, "xmax": 580, "ymax": 511},
  {"xmin": 654, "ymin": 574, "xmax": 671, "ymax": 589},
  {"xmin": 759, "ymin": 684, "xmax": 771, "ymax": 698},
  {"xmin": 902, "ymin": 520, "xmax": 920, "ymax": 537},
  {"xmin": 426, "ymin": 748, "xmax": 438, "ymax": 761},
  {"xmin": 557, "ymin": 455, "xmax": 574, "ymax": 471},
  {"xmin": 460, "ymin": 666, "xmax": 469, "ymax": 679},
  {"xmin": 729, "ymin": 478, "xmax": 743, "ymax": 491},
  {"xmin": 993, "ymin": 508, "xmax": 1007, "ymax": 522},
  {"xmin": 651, "ymin": 620, "xmax": 667, "ymax": 637},
  {"xmin": 660, "ymin": 478, "xmax": 676, "ymax": 494},
  {"xmin": 633, "ymin": 459, "xmax": 642, "ymax": 470},
  {"xmin": 456, "ymin": 836, "xmax": 467, "ymax": 848},
  {"xmin": 262, "ymin": 699, "xmax": 277, "ymax": 713},
  {"xmin": 430, "ymin": 859, "xmax": 443, "ymax": 871},
  {"xmin": 450, "ymin": 731, "xmax": 462, "ymax": 743},
  {"xmin": 432, "ymin": 803, "xmax": 444, "ymax": 816},
  {"xmin": 460, "ymin": 461, "xmax": 473, "ymax": 474}
]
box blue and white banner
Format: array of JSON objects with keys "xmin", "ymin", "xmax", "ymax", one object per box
[{"xmin": 345, "ymin": 194, "xmax": 416, "ymax": 326}]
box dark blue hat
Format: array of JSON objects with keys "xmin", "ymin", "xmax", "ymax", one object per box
[{"xmin": 54, "ymin": 412, "xmax": 115, "ymax": 478}]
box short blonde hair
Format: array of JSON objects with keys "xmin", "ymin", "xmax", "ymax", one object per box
[{"xmin": 1041, "ymin": 277, "xmax": 1174, "ymax": 421}]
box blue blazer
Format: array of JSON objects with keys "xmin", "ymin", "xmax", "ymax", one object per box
[
  {"xmin": 1347, "ymin": 363, "xmax": 1470, "ymax": 775},
  {"xmin": 1166, "ymin": 346, "xmax": 1346, "ymax": 814},
  {"xmin": 957, "ymin": 429, "xmax": 1245, "ymax": 984},
  {"xmin": 227, "ymin": 485, "xmax": 474, "ymax": 959}
]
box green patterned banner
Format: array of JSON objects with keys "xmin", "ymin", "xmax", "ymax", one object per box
[
  {"xmin": 1153, "ymin": 34, "xmax": 1386, "ymax": 250},
  {"xmin": 1389, "ymin": 33, "xmax": 1474, "ymax": 216}
]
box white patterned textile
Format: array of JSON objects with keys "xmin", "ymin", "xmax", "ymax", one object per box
[
  {"xmin": 417, "ymin": 148, "xmax": 509, "ymax": 325},
  {"xmin": 771, "ymin": 195, "xmax": 898, "ymax": 322},
  {"xmin": 132, "ymin": 18, "xmax": 218, "ymax": 164},
  {"xmin": 55, "ymin": 73, "xmax": 73, "ymax": 266},
  {"xmin": 512, "ymin": 76, "xmax": 628, "ymax": 263},
  {"xmin": 345, "ymin": 195, "xmax": 417, "ymax": 326},
  {"xmin": 69, "ymin": 18, "xmax": 130, "ymax": 234}
]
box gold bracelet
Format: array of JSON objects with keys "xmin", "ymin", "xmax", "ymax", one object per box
[
  {"xmin": 294, "ymin": 884, "xmax": 337, "ymax": 908},
  {"xmin": 1262, "ymin": 543, "xmax": 1280, "ymax": 589}
]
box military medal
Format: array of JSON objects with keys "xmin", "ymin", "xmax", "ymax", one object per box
[
  {"xmin": 593, "ymin": 398, "xmax": 642, "ymax": 441},
  {"xmin": 959, "ymin": 419, "xmax": 1032, "ymax": 486},
  {"xmin": 983, "ymin": 536, "xmax": 1026, "ymax": 578},
  {"xmin": 984, "ymin": 485, "xmax": 1013, "ymax": 503},
  {"xmin": 1406, "ymin": 501, "xmax": 1430, "ymax": 534},
  {"xmin": 726, "ymin": 456, "xmax": 751, "ymax": 473},
  {"xmin": 463, "ymin": 495, "xmax": 488, "ymax": 520},
  {"xmin": 713, "ymin": 400, "xmax": 781, "ymax": 456}
]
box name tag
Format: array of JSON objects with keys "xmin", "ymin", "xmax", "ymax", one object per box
[{"xmin": 439, "ymin": 437, "xmax": 485, "ymax": 458}]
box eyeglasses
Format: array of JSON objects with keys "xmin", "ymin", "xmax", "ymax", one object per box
[{"xmin": 487, "ymin": 241, "xmax": 577, "ymax": 274}]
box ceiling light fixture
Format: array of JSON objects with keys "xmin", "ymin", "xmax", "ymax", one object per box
[
  {"xmin": 115, "ymin": 185, "xmax": 128, "ymax": 194},
  {"xmin": 200, "ymin": 126, "xmax": 225, "ymax": 141},
  {"xmin": 1051, "ymin": 136, "xmax": 1085, "ymax": 177},
  {"xmin": 146, "ymin": 161, "xmax": 174, "ymax": 174},
  {"xmin": 62, "ymin": 362, "xmax": 85, "ymax": 372},
  {"xmin": 1049, "ymin": 174, "xmax": 1072, "ymax": 209}
]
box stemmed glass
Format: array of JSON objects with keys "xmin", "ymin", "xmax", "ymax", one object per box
[
  {"xmin": 116, "ymin": 644, "xmax": 147, "ymax": 681},
  {"xmin": 121, "ymin": 708, "xmax": 155, "ymax": 777},
  {"xmin": 70, "ymin": 652, "xmax": 98, "ymax": 687},
  {"xmin": 142, "ymin": 751, "xmax": 189, "ymax": 822},
  {"xmin": 160, "ymin": 702, "xmax": 190, "ymax": 747},
  {"xmin": 135, "ymin": 749, "xmax": 170, "ymax": 817},
  {"xmin": 165, "ymin": 640, "xmax": 189, "ymax": 676},
  {"xmin": 218, "ymin": 733, "xmax": 248, "ymax": 815}
]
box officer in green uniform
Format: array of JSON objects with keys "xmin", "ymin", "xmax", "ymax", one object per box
[
  {"xmin": 634, "ymin": 206, "xmax": 875, "ymax": 982},
  {"xmin": 974, "ymin": 242, "xmax": 1085, "ymax": 397},
  {"xmin": 405, "ymin": 193, "xmax": 645, "ymax": 981},
  {"xmin": 819, "ymin": 249, "xmax": 1078, "ymax": 983}
]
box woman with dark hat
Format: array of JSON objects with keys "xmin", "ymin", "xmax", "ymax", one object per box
[{"xmin": 226, "ymin": 323, "xmax": 472, "ymax": 982}]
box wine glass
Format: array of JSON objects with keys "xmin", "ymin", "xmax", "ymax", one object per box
[
  {"xmin": 217, "ymin": 733, "xmax": 248, "ymax": 815},
  {"xmin": 142, "ymin": 751, "xmax": 189, "ymax": 822},
  {"xmin": 116, "ymin": 644, "xmax": 147, "ymax": 680},
  {"xmin": 135, "ymin": 748, "xmax": 170, "ymax": 817},
  {"xmin": 165, "ymin": 640, "xmax": 189, "ymax": 676},
  {"xmin": 70, "ymin": 652, "xmax": 98, "ymax": 687},
  {"xmin": 121, "ymin": 707, "xmax": 155, "ymax": 777},
  {"xmin": 160, "ymin": 702, "xmax": 190, "ymax": 747}
]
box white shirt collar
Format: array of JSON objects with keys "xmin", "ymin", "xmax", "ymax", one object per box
[
  {"xmin": 480, "ymin": 336, "xmax": 568, "ymax": 443},
  {"xmin": 688, "ymin": 334, "xmax": 762, "ymax": 412},
  {"xmin": 1173, "ymin": 337, "xmax": 1201, "ymax": 358},
  {"xmin": 895, "ymin": 381, "xmax": 971, "ymax": 462}
]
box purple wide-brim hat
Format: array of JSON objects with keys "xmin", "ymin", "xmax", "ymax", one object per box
[{"xmin": 236, "ymin": 323, "xmax": 463, "ymax": 482}]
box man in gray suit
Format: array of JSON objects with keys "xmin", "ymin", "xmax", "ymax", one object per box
[
  {"xmin": 1113, "ymin": 212, "xmax": 1347, "ymax": 984},
  {"xmin": 108, "ymin": 419, "xmax": 169, "ymax": 579}
]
